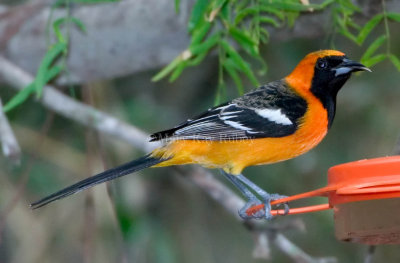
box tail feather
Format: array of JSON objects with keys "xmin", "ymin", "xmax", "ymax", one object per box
[{"xmin": 30, "ymin": 154, "xmax": 164, "ymax": 209}]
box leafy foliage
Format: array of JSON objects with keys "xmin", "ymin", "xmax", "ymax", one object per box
[
  {"xmin": 3, "ymin": 0, "xmax": 400, "ymax": 111},
  {"xmin": 153, "ymin": 0, "xmax": 400, "ymax": 104},
  {"xmin": 153, "ymin": 0, "xmax": 337, "ymax": 104},
  {"xmin": 329, "ymin": 0, "xmax": 399, "ymax": 69},
  {"xmin": 3, "ymin": 0, "xmax": 111, "ymax": 112}
]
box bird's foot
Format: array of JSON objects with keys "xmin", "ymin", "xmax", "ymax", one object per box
[
  {"xmin": 240, "ymin": 194, "xmax": 290, "ymax": 220},
  {"xmin": 239, "ymin": 198, "xmax": 265, "ymax": 220},
  {"xmin": 266, "ymin": 193, "xmax": 290, "ymax": 216}
]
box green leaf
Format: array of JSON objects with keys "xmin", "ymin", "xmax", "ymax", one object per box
[
  {"xmin": 235, "ymin": 0, "xmax": 250, "ymax": 12},
  {"xmin": 69, "ymin": 17, "xmax": 87, "ymax": 33},
  {"xmin": 319, "ymin": 0, "xmax": 336, "ymax": 9},
  {"xmin": 190, "ymin": 20, "xmax": 211, "ymax": 45},
  {"xmin": 386, "ymin": 12, "xmax": 400, "ymax": 22},
  {"xmin": 169, "ymin": 61, "xmax": 187, "ymax": 82},
  {"xmin": 214, "ymin": 82, "xmax": 226, "ymax": 105},
  {"xmin": 229, "ymin": 27, "xmax": 259, "ymax": 57},
  {"xmin": 53, "ymin": 17, "xmax": 87, "ymax": 43},
  {"xmin": 153, "ymin": 33, "xmax": 218, "ymax": 82},
  {"xmin": 285, "ymin": 11, "xmax": 299, "ymax": 27},
  {"xmin": 4, "ymin": 64, "xmax": 63, "ymax": 112},
  {"xmin": 362, "ymin": 54, "xmax": 387, "ymax": 68},
  {"xmin": 259, "ymin": 6, "xmax": 285, "ymax": 20},
  {"xmin": 53, "ymin": 18, "xmax": 67, "ymax": 43},
  {"xmin": 45, "ymin": 65, "xmax": 64, "ymax": 83},
  {"xmin": 259, "ymin": 16, "xmax": 280, "ymax": 27},
  {"xmin": 267, "ymin": 1, "xmax": 330, "ymax": 12},
  {"xmin": 187, "ymin": 51, "xmax": 208, "ymax": 66},
  {"xmin": 3, "ymin": 83, "xmax": 35, "ymax": 112},
  {"xmin": 259, "ymin": 28, "xmax": 270, "ymax": 43},
  {"xmin": 360, "ymin": 35, "xmax": 386, "ymax": 63},
  {"xmin": 255, "ymin": 56, "xmax": 268, "ymax": 76},
  {"xmin": 388, "ymin": 54, "xmax": 400, "ymax": 71},
  {"xmin": 219, "ymin": 0, "xmax": 230, "ymax": 21},
  {"xmin": 175, "ymin": 0, "xmax": 180, "ymax": 13},
  {"xmin": 339, "ymin": 28, "xmax": 358, "ymax": 43},
  {"xmin": 340, "ymin": 0, "xmax": 361, "ymax": 12},
  {"xmin": 211, "ymin": 0, "xmax": 228, "ymax": 10},
  {"xmin": 152, "ymin": 56, "xmax": 182, "ymax": 82},
  {"xmin": 356, "ymin": 14, "xmax": 383, "ymax": 45},
  {"xmin": 35, "ymin": 42, "xmax": 67, "ymax": 98},
  {"xmin": 188, "ymin": 0, "xmax": 209, "ymax": 33},
  {"xmin": 223, "ymin": 59, "xmax": 244, "ymax": 95},
  {"xmin": 268, "ymin": 2, "xmax": 310, "ymax": 12},
  {"xmin": 334, "ymin": 14, "xmax": 346, "ymax": 29},
  {"xmin": 189, "ymin": 33, "xmax": 219, "ymax": 55},
  {"xmin": 235, "ymin": 6, "xmax": 285, "ymax": 25},
  {"xmin": 347, "ymin": 19, "xmax": 361, "ymax": 31},
  {"xmin": 220, "ymin": 41, "xmax": 259, "ymax": 86},
  {"xmin": 235, "ymin": 7, "xmax": 257, "ymax": 25}
]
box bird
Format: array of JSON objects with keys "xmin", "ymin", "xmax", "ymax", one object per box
[{"xmin": 31, "ymin": 50, "xmax": 370, "ymax": 219}]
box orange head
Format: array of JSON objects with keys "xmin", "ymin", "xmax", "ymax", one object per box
[
  {"xmin": 286, "ymin": 50, "xmax": 370, "ymax": 127},
  {"xmin": 286, "ymin": 50, "xmax": 369, "ymax": 94}
]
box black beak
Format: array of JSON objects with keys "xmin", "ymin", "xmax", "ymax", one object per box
[{"xmin": 334, "ymin": 58, "xmax": 371, "ymax": 76}]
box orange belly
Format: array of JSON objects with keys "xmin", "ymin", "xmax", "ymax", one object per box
[{"xmin": 152, "ymin": 97, "xmax": 328, "ymax": 175}]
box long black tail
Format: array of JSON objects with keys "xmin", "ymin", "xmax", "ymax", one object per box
[{"xmin": 30, "ymin": 154, "xmax": 164, "ymax": 209}]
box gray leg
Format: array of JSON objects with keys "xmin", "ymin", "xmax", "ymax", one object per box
[
  {"xmin": 221, "ymin": 171, "xmax": 257, "ymax": 200},
  {"xmin": 221, "ymin": 171, "xmax": 265, "ymax": 219},
  {"xmin": 236, "ymin": 174, "xmax": 288, "ymax": 201},
  {"xmin": 221, "ymin": 171, "xmax": 287, "ymax": 220},
  {"xmin": 236, "ymin": 174, "xmax": 290, "ymax": 218},
  {"xmin": 222, "ymin": 171, "xmax": 290, "ymax": 219}
]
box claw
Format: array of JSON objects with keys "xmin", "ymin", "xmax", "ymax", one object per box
[
  {"xmin": 239, "ymin": 198, "xmax": 265, "ymax": 220},
  {"xmin": 269, "ymin": 194, "xmax": 289, "ymax": 216},
  {"xmin": 262, "ymin": 194, "xmax": 289, "ymax": 219},
  {"xmin": 263, "ymin": 196, "xmax": 274, "ymax": 220},
  {"xmin": 240, "ymin": 194, "xmax": 291, "ymax": 220},
  {"xmin": 221, "ymin": 171, "xmax": 289, "ymax": 220}
]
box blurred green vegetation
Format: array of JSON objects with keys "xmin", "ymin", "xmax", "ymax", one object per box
[{"xmin": 1, "ymin": 2, "xmax": 400, "ymax": 263}]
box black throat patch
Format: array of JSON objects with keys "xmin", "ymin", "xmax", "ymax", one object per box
[{"xmin": 310, "ymin": 57, "xmax": 351, "ymax": 128}]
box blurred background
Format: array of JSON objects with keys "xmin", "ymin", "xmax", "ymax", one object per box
[{"xmin": 0, "ymin": 0, "xmax": 399, "ymax": 262}]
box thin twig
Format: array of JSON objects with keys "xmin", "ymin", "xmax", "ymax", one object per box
[
  {"xmin": 0, "ymin": 55, "xmax": 335, "ymax": 262},
  {"xmin": 83, "ymin": 83, "xmax": 129, "ymax": 263},
  {"xmin": 394, "ymin": 136, "xmax": 400, "ymax": 155},
  {"xmin": 0, "ymin": 111, "xmax": 54, "ymax": 244},
  {"xmin": 82, "ymin": 84, "xmax": 96, "ymax": 263},
  {"xmin": 0, "ymin": 98, "xmax": 21, "ymax": 164},
  {"xmin": 364, "ymin": 245, "xmax": 376, "ymax": 263},
  {"xmin": 274, "ymin": 233, "xmax": 337, "ymax": 263},
  {"xmin": 252, "ymin": 231, "xmax": 271, "ymax": 259}
]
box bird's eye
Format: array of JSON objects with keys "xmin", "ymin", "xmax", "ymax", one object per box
[{"xmin": 317, "ymin": 60, "xmax": 327, "ymax": 69}]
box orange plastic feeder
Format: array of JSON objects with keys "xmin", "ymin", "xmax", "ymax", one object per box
[{"xmin": 246, "ymin": 156, "xmax": 400, "ymax": 244}]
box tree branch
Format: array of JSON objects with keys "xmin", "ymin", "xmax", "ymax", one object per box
[
  {"xmin": 0, "ymin": 55, "xmax": 158, "ymax": 153},
  {"xmin": 0, "ymin": 97, "xmax": 20, "ymax": 164},
  {"xmin": 0, "ymin": 0, "xmax": 192, "ymax": 84},
  {"xmin": 0, "ymin": 55, "xmax": 335, "ymax": 262}
]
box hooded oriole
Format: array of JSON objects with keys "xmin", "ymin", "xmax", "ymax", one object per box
[{"xmin": 31, "ymin": 50, "xmax": 370, "ymax": 219}]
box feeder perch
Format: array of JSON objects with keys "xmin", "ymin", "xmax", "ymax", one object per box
[{"xmin": 245, "ymin": 156, "xmax": 400, "ymax": 244}]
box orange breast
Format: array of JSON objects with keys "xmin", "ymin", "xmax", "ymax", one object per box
[{"xmin": 151, "ymin": 96, "xmax": 328, "ymax": 175}]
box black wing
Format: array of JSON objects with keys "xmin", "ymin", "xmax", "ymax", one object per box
[{"xmin": 150, "ymin": 80, "xmax": 307, "ymax": 141}]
